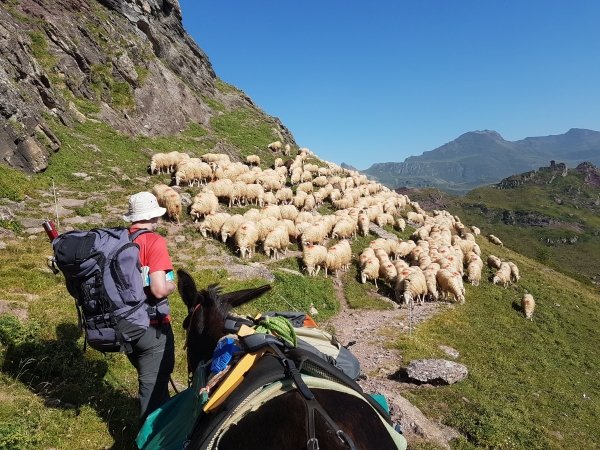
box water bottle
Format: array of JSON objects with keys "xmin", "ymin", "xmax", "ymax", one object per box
[{"xmin": 42, "ymin": 220, "xmax": 58, "ymax": 241}]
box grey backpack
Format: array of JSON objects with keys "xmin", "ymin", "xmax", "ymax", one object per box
[{"xmin": 52, "ymin": 227, "xmax": 150, "ymax": 353}]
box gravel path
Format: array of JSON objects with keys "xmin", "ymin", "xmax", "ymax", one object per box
[{"xmin": 324, "ymin": 276, "xmax": 461, "ymax": 449}]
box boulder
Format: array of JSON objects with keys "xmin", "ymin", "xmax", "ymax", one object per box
[{"xmin": 406, "ymin": 359, "xmax": 468, "ymax": 385}]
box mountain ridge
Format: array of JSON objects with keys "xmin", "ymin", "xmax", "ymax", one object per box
[{"xmin": 363, "ymin": 128, "xmax": 600, "ymax": 193}]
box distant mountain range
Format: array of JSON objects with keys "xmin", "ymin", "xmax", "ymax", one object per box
[{"xmin": 359, "ymin": 128, "xmax": 600, "ymax": 194}]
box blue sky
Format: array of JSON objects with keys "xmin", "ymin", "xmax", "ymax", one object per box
[{"xmin": 178, "ymin": 1, "xmax": 600, "ymax": 170}]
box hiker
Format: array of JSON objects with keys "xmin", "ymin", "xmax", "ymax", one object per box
[{"xmin": 123, "ymin": 191, "xmax": 176, "ymax": 420}]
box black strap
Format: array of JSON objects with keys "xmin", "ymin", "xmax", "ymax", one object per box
[
  {"xmin": 129, "ymin": 228, "xmax": 152, "ymax": 242},
  {"xmin": 224, "ymin": 316, "xmax": 256, "ymax": 333},
  {"xmin": 266, "ymin": 342, "xmax": 356, "ymax": 450}
]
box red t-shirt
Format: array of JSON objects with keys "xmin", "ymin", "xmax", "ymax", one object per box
[
  {"xmin": 132, "ymin": 231, "xmax": 173, "ymax": 274},
  {"xmin": 130, "ymin": 228, "xmax": 173, "ymax": 324}
]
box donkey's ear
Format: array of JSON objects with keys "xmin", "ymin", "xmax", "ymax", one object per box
[
  {"xmin": 177, "ymin": 269, "xmax": 198, "ymax": 309},
  {"xmin": 223, "ymin": 284, "xmax": 272, "ymax": 308}
]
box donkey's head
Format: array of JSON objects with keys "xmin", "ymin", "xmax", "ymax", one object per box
[{"xmin": 177, "ymin": 269, "xmax": 271, "ymax": 373}]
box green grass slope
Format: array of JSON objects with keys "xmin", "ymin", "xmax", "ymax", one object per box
[
  {"xmin": 397, "ymin": 238, "xmax": 600, "ymax": 449},
  {"xmin": 1, "ymin": 101, "xmax": 599, "ymax": 449}
]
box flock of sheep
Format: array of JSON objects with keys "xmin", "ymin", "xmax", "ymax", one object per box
[{"xmin": 146, "ymin": 145, "xmax": 535, "ymax": 320}]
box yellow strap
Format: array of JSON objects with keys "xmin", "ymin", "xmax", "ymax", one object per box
[
  {"xmin": 237, "ymin": 324, "xmax": 255, "ymax": 337},
  {"xmin": 203, "ymin": 349, "xmax": 265, "ymax": 412}
]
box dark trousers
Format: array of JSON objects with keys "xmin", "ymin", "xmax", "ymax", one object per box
[{"xmin": 127, "ymin": 323, "xmax": 175, "ymax": 420}]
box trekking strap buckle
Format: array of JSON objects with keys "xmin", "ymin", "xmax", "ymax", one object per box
[{"xmin": 47, "ymin": 256, "xmax": 60, "ymax": 274}]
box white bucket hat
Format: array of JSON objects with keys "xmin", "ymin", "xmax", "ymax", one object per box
[{"xmin": 123, "ymin": 192, "xmax": 166, "ymax": 222}]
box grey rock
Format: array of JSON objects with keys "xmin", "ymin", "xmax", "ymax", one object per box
[
  {"xmin": 180, "ymin": 192, "xmax": 193, "ymax": 207},
  {"xmin": 42, "ymin": 204, "xmax": 73, "ymax": 218},
  {"xmin": 0, "ymin": 300, "xmax": 28, "ymax": 321},
  {"xmin": 20, "ymin": 218, "xmax": 46, "ymax": 228},
  {"xmin": 25, "ymin": 227, "xmax": 44, "ymax": 235},
  {"xmin": 17, "ymin": 137, "xmax": 49, "ymax": 173},
  {"xmin": 0, "ymin": 206, "xmax": 16, "ymax": 221},
  {"xmin": 67, "ymin": 102, "xmax": 86, "ymax": 123},
  {"xmin": 368, "ymin": 223, "xmax": 398, "ymax": 241},
  {"xmin": 58, "ymin": 198, "xmax": 86, "ymax": 208},
  {"xmin": 438, "ymin": 345, "xmax": 460, "ymax": 359},
  {"xmin": 406, "ymin": 359, "xmax": 468, "ymax": 385},
  {"xmin": 0, "ymin": 241, "xmax": 6, "ymax": 250},
  {"xmin": 62, "ymin": 215, "xmax": 103, "ymax": 225}
]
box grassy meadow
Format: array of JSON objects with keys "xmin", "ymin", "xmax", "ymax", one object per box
[{"xmin": 1, "ymin": 113, "xmax": 600, "ymax": 449}]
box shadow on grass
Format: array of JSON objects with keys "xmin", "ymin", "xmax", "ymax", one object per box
[{"xmin": 0, "ymin": 319, "xmax": 139, "ymax": 450}]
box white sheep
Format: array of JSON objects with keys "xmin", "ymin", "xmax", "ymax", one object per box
[
  {"xmin": 521, "ymin": 293, "xmax": 535, "ymax": 320},
  {"xmin": 296, "ymin": 181, "xmax": 314, "ymax": 194},
  {"xmin": 488, "ymin": 234, "xmax": 504, "ymax": 247},
  {"xmin": 436, "ymin": 269, "xmax": 465, "ymax": 303},
  {"xmin": 197, "ymin": 212, "xmax": 230, "ymax": 238},
  {"xmin": 205, "ymin": 179, "xmax": 234, "ymax": 200},
  {"xmin": 423, "ymin": 267, "xmax": 439, "ymax": 301},
  {"xmin": 487, "ymin": 255, "xmax": 502, "ymax": 269},
  {"xmin": 324, "ymin": 240, "xmax": 352, "ymax": 277},
  {"xmin": 243, "ymin": 208, "xmax": 263, "ymax": 222},
  {"xmin": 332, "ymin": 217, "xmax": 356, "ymax": 240},
  {"xmin": 235, "ymin": 221, "xmax": 259, "ymax": 259},
  {"xmin": 493, "ymin": 262, "xmax": 512, "ymax": 288},
  {"xmin": 396, "ymin": 268, "xmax": 428, "ymax": 305},
  {"xmin": 261, "ymin": 204, "xmax": 282, "ymax": 220},
  {"xmin": 279, "ymin": 204, "xmax": 299, "ymax": 221},
  {"xmin": 360, "ymin": 257, "xmax": 380, "ymax": 287},
  {"xmin": 357, "ymin": 213, "xmax": 370, "ymax": 237},
  {"xmin": 256, "ymin": 216, "xmax": 279, "ymax": 242},
  {"xmin": 275, "ymin": 187, "xmax": 294, "ymax": 205},
  {"xmin": 379, "ymin": 260, "xmax": 398, "ymax": 287},
  {"xmin": 301, "ymin": 223, "xmax": 328, "ymax": 246},
  {"xmin": 190, "ymin": 191, "xmax": 219, "ymax": 221},
  {"xmin": 152, "ymin": 184, "xmax": 181, "ymax": 224},
  {"xmin": 175, "ymin": 160, "xmax": 212, "ymax": 186},
  {"xmin": 263, "ymin": 191, "xmax": 277, "ymax": 206},
  {"xmin": 201, "ymin": 153, "xmax": 231, "ymax": 164},
  {"xmin": 268, "ymin": 140, "xmax": 283, "ymax": 152},
  {"xmin": 244, "ymin": 184, "xmax": 265, "ymax": 207},
  {"xmin": 246, "ymin": 154, "xmax": 261, "ymax": 166},
  {"xmin": 302, "ymin": 243, "xmax": 328, "ymax": 276},
  {"xmin": 303, "ymin": 194, "xmax": 316, "ymax": 211},
  {"xmin": 466, "ymin": 254, "xmax": 483, "ymax": 286},
  {"xmin": 263, "ymin": 225, "xmax": 290, "ymax": 259},
  {"xmin": 394, "ymin": 217, "xmax": 406, "ymax": 232},
  {"xmin": 220, "ymin": 214, "xmax": 245, "ymax": 243},
  {"xmin": 149, "ymin": 153, "xmax": 170, "ymax": 174},
  {"xmin": 507, "ymin": 261, "xmax": 520, "ymax": 282}
]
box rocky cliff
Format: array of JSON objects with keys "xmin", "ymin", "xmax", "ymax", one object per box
[{"xmin": 0, "ymin": 0, "xmax": 294, "ymax": 172}]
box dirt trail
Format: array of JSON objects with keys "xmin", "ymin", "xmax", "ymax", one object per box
[{"xmin": 324, "ymin": 276, "xmax": 461, "ymax": 449}]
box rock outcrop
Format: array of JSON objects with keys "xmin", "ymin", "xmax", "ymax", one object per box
[
  {"xmin": 0, "ymin": 0, "xmax": 294, "ymax": 172},
  {"xmin": 405, "ymin": 359, "xmax": 468, "ymax": 385}
]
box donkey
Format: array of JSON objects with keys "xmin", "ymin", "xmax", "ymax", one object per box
[{"xmin": 178, "ymin": 269, "xmax": 404, "ymax": 450}]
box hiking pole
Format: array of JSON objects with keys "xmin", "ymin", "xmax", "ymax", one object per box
[
  {"xmin": 278, "ymin": 294, "xmax": 301, "ymax": 312},
  {"xmin": 51, "ymin": 177, "xmax": 60, "ymax": 230},
  {"xmin": 408, "ymin": 298, "xmax": 413, "ymax": 338}
]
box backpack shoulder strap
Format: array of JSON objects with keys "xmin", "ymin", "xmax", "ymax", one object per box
[{"xmin": 129, "ymin": 228, "xmax": 152, "ymax": 242}]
